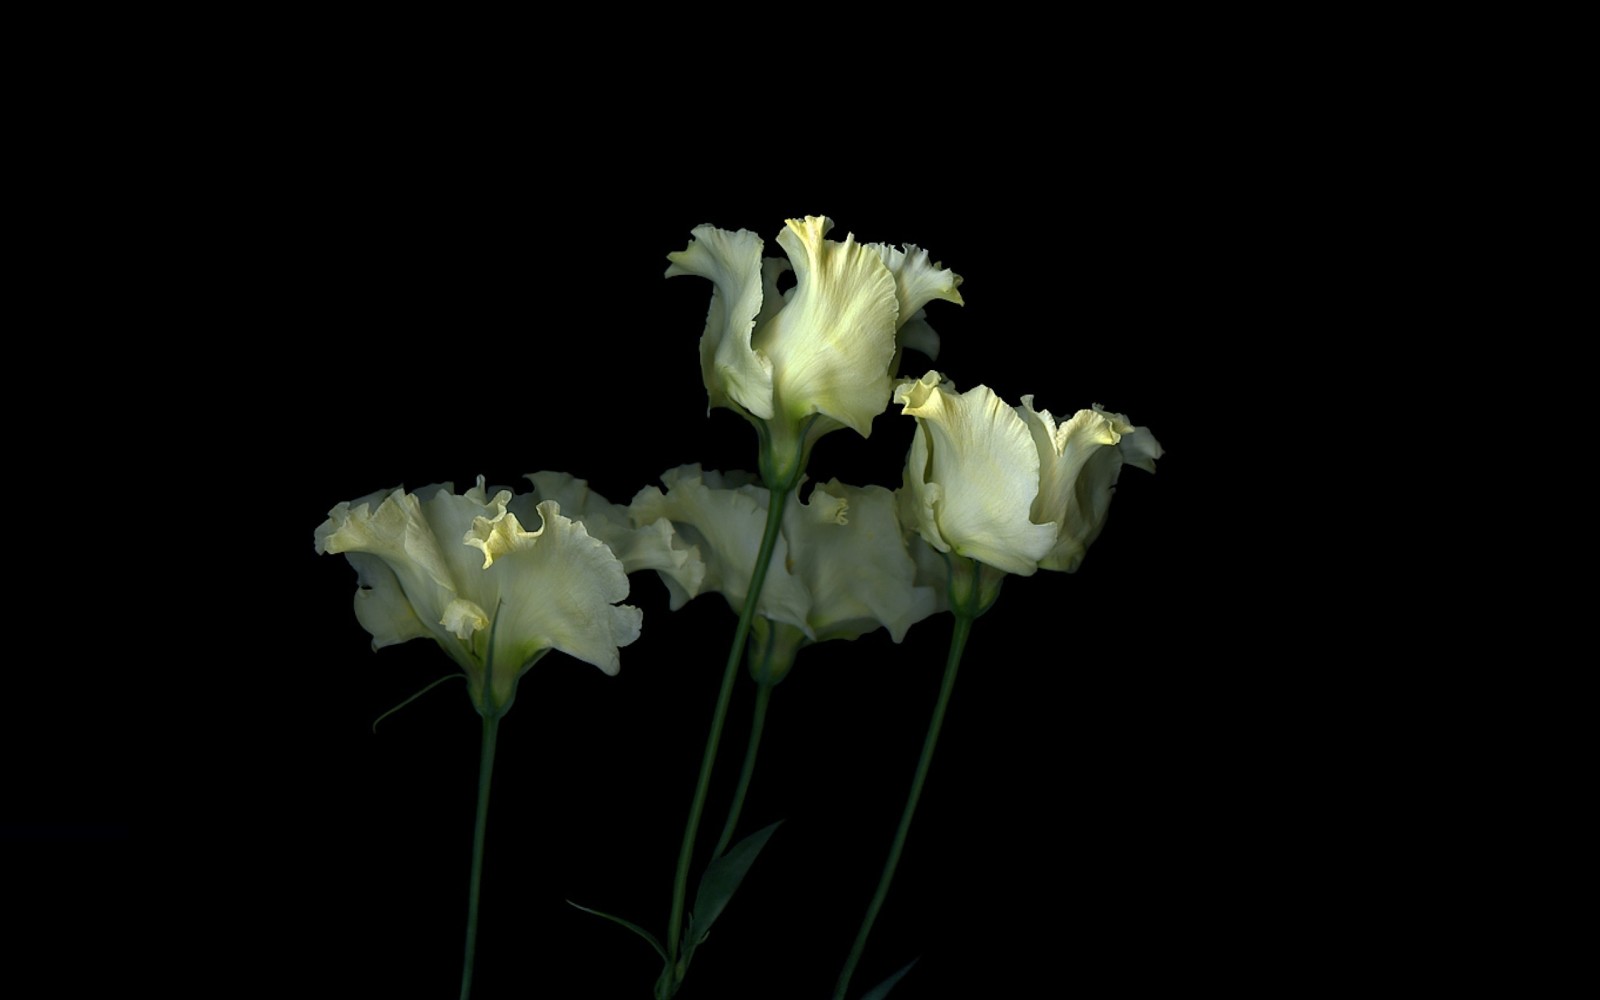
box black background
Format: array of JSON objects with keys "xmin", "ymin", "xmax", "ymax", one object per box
[
  {"xmin": 11, "ymin": 118, "xmax": 1300, "ymax": 997},
  {"xmin": 276, "ymin": 193, "xmax": 1222, "ymax": 999}
]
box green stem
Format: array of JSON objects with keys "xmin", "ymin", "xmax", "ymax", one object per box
[
  {"xmin": 832, "ymin": 611, "xmax": 974, "ymax": 1000},
  {"xmin": 712, "ymin": 680, "xmax": 775, "ymax": 859},
  {"xmin": 663, "ymin": 487, "xmax": 790, "ymax": 985},
  {"xmin": 460, "ymin": 711, "xmax": 501, "ymax": 1000}
]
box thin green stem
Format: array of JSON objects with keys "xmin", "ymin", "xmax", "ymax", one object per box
[
  {"xmin": 832, "ymin": 612, "xmax": 974, "ymax": 1000},
  {"xmin": 663, "ymin": 487, "xmax": 790, "ymax": 986},
  {"xmin": 460, "ymin": 711, "xmax": 500, "ymax": 1000},
  {"xmin": 712, "ymin": 680, "xmax": 775, "ymax": 859}
]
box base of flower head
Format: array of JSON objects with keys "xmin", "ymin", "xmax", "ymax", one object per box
[
  {"xmin": 945, "ymin": 553, "xmax": 1007, "ymax": 619},
  {"xmin": 754, "ymin": 414, "xmax": 822, "ymax": 493},
  {"xmin": 747, "ymin": 618, "xmax": 807, "ymax": 686}
]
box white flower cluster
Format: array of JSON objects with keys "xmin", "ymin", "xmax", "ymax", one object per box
[{"xmin": 316, "ymin": 216, "xmax": 1158, "ymax": 714}]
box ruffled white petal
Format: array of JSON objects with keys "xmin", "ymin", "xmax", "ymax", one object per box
[
  {"xmin": 1019, "ymin": 401, "xmax": 1119, "ymax": 574},
  {"xmin": 315, "ymin": 487, "xmax": 465, "ymax": 651},
  {"xmin": 441, "ymin": 598, "xmax": 491, "ymax": 641},
  {"xmin": 787, "ymin": 481, "xmax": 940, "ymax": 642},
  {"xmin": 520, "ymin": 471, "xmax": 614, "ymax": 526},
  {"xmin": 318, "ymin": 478, "xmax": 642, "ymax": 715},
  {"xmin": 1020, "ymin": 401, "xmax": 1163, "ymax": 573},
  {"xmin": 666, "ymin": 217, "xmax": 961, "ymax": 464},
  {"xmin": 633, "ymin": 466, "xmax": 939, "ymax": 649},
  {"xmin": 345, "ymin": 552, "xmax": 433, "ymax": 651},
  {"xmin": 420, "ymin": 477, "xmax": 515, "ymax": 591},
  {"xmin": 896, "ymin": 372, "xmax": 1056, "ymax": 576},
  {"xmin": 1100, "ymin": 404, "xmax": 1164, "ymax": 475},
  {"xmin": 755, "ymin": 256, "xmax": 792, "ymax": 330},
  {"xmin": 520, "ymin": 471, "xmax": 705, "ymax": 599},
  {"xmin": 873, "ymin": 244, "xmax": 960, "ymax": 375},
  {"xmin": 895, "ymin": 312, "xmax": 942, "ymax": 364},
  {"xmin": 902, "ymin": 525, "xmax": 953, "ymax": 616},
  {"xmin": 870, "ymin": 242, "xmax": 964, "ymax": 328},
  {"xmin": 1020, "ymin": 400, "xmax": 1118, "ymax": 518},
  {"xmin": 463, "ymin": 498, "xmax": 640, "ymax": 702},
  {"xmin": 666, "ymin": 225, "xmax": 774, "ymax": 419},
  {"xmin": 630, "ymin": 465, "xmax": 813, "ymax": 632},
  {"xmin": 756, "ymin": 216, "xmax": 900, "ymax": 437},
  {"xmin": 897, "ymin": 382, "xmax": 945, "ymax": 553}
]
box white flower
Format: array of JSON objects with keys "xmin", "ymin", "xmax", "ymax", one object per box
[
  {"xmin": 896, "ymin": 371, "xmax": 1162, "ymax": 577},
  {"xmin": 315, "ymin": 477, "xmax": 643, "ymax": 716},
  {"xmin": 521, "ymin": 471, "xmax": 705, "ymax": 596},
  {"xmin": 630, "ymin": 466, "xmax": 939, "ymax": 658},
  {"xmin": 666, "ymin": 216, "xmax": 961, "ymax": 485}
]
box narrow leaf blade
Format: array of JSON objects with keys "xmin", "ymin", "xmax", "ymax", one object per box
[
  {"xmin": 689, "ymin": 820, "xmax": 782, "ymax": 937},
  {"xmin": 860, "ymin": 957, "xmax": 919, "ymax": 1000},
  {"xmin": 566, "ymin": 899, "xmax": 667, "ymax": 962}
]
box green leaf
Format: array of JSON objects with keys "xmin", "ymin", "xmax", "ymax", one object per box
[
  {"xmin": 566, "ymin": 899, "xmax": 667, "ymax": 962},
  {"xmin": 860, "ymin": 958, "xmax": 919, "ymax": 1000},
  {"xmin": 689, "ymin": 820, "xmax": 782, "ymax": 939}
]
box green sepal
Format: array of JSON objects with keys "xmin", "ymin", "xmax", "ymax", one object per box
[
  {"xmin": 690, "ymin": 819, "xmax": 782, "ymax": 942},
  {"xmin": 755, "ymin": 414, "xmax": 818, "ymax": 493},
  {"xmin": 945, "ymin": 553, "xmax": 1005, "ymax": 619},
  {"xmin": 747, "ymin": 618, "xmax": 806, "ymax": 686},
  {"xmin": 566, "ymin": 899, "xmax": 666, "ymax": 963},
  {"xmin": 860, "ymin": 957, "xmax": 920, "ymax": 999}
]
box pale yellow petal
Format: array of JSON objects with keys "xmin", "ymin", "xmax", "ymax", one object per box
[
  {"xmin": 666, "ymin": 224, "xmax": 775, "ymax": 419},
  {"xmin": 756, "ymin": 216, "xmax": 899, "ymax": 437},
  {"xmin": 441, "ymin": 598, "xmax": 490, "ymax": 641},
  {"xmin": 462, "ymin": 499, "xmax": 641, "ymax": 702},
  {"xmin": 522, "ymin": 471, "xmax": 706, "ymax": 599},
  {"xmin": 895, "ymin": 312, "xmax": 942, "ymax": 365},
  {"xmin": 903, "ymin": 527, "xmax": 953, "ymax": 616},
  {"xmin": 316, "ymin": 487, "xmax": 464, "ymax": 648},
  {"xmin": 319, "ymin": 478, "xmax": 641, "ymax": 715},
  {"xmin": 787, "ymin": 481, "xmax": 940, "ymax": 643},
  {"xmin": 896, "ymin": 374, "xmax": 948, "ymax": 554},
  {"xmin": 870, "ymin": 242, "xmax": 964, "ymax": 327},
  {"xmin": 1097, "ymin": 403, "xmax": 1164, "ymax": 474},
  {"xmin": 1020, "ymin": 398, "xmax": 1119, "ymax": 525},
  {"xmin": 755, "ymin": 256, "xmax": 792, "ymax": 330},
  {"xmin": 421, "ymin": 477, "xmax": 514, "ymax": 585},
  {"xmin": 873, "ymin": 243, "xmax": 960, "ymax": 375},
  {"xmin": 1023, "ymin": 402, "xmax": 1163, "ymax": 573},
  {"xmin": 896, "ymin": 372, "xmax": 1056, "ymax": 576},
  {"xmin": 630, "ymin": 465, "xmax": 812, "ymax": 632},
  {"xmin": 345, "ymin": 552, "xmax": 433, "ymax": 650}
]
